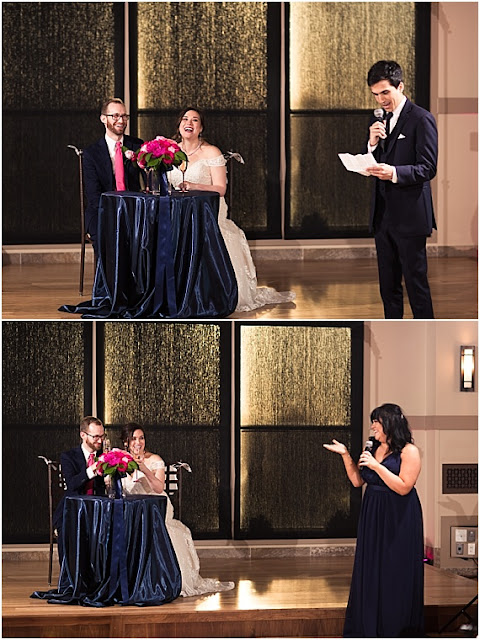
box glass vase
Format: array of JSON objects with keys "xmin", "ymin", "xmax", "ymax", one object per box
[
  {"xmin": 145, "ymin": 167, "xmax": 169, "ymax": 195},
  {"xmin": 107, "ymin": 471, "xmax": 125, "ymax": 499}
]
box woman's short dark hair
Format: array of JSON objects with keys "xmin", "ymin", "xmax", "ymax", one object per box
[
  {"xmin": 370, "ymin": 403, "xmax": 413, "ymax": 453},
  {"xmin": 174, "ymin": 106, "xmax": 206, "ymax": 142},
  {"xmin": 367, "ymin": 60, "xmax": 403, "ymax": 88},
  {"xmin": 121, "ymin": 422, "xmax": 144, "ymax": 449}
]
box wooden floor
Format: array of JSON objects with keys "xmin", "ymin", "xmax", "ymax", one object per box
[
  {"xmin": 2, "ymin": 556, "xmax": 478, "ymax": 637},
  {"xmin": 2, "ymin": 256, "xmax": 477, "ymax": 319}
]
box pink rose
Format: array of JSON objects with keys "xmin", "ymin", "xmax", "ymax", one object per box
[{"xmin": 125, "ymin": 149, "xmax": 136, "ymax": 161}]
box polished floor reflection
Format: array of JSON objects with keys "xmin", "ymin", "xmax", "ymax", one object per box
[
  {"xmin": 3, "ymin": 556, "xmax": 477, "ymax": 637},
  {"xmin": 2, "ymin": 255, "xmax": 477, "ymax": 320}
]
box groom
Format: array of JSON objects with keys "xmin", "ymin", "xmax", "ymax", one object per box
[
  {"xmin": 83, "ymin": 97, "xmax": 143, "ymax": 251},
  {"xmin": 53, "ymin": 416, "xmax": 106, "ymax": 565}
]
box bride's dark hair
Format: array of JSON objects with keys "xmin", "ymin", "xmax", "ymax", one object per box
[
  {"xmin": 121, "ymin": 422, "xmax": 145, "ymax": 451},
  {"xmin": 174, "ymin": 106, "xmax": 207, "ymax": 143}
]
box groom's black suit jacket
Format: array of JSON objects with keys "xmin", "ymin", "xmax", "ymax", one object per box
[
  {"xmin": 369, "ymin": 98, "xmax": 438, "ymax": 237},
  {"xmin": 52, "ymin": 445, "xmax": 105, "ymax": 528},
  {"xmin": 83, "ymin": 134, "xmax": 143, "ymax": 247}
]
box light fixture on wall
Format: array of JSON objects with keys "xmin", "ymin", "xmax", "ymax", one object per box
[{"xmin": 460, "ymin": 346, "xmax": 475, "ymax": 392}]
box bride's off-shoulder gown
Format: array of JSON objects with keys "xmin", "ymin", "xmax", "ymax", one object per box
[
  {"xmin": 122, "ymin": 457, "xmax": 234, "ymax": 597},
  {"xmin": 170, "ymin": 156, "xmax": 296, "ymax": 312}
]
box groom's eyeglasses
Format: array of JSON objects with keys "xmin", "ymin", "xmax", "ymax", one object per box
[
  {"xmin": 103, "ymin": 113, "xmax": 130, "ymax": 121},
  {"xmin": 82, "ymin": 431, "xmax": 105, "ymax": 441}
]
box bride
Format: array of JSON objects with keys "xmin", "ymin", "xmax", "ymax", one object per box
[
  {"xmin": 168, "ymin": 107, "xmax": 296, "ymax": 313},
  {"xmin": 120, "ymin": 423, "xmax": 235, "ymax": 597}
]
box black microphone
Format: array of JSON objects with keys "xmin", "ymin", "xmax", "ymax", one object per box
[
  {"xmin": 364, "ymin": 437, "xmax": 374, "ymax": 452},
  {"xmin": 373, "ymin": 108, "xmax": 386, "ymax": 150}
]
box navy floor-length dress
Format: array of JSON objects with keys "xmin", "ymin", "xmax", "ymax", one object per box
[{"xmin": 343, "ymin": 452, "xmax": 424, "ymax": 638}]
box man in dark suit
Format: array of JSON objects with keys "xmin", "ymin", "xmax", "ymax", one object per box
[
  {"xmin": 83, "ymin": 97, "xmax": 143, "ymax": 250},
  {"xmin": 53, "ymin": 416, "xmax": 106, "ymax": 566},
  {"xmin": 366, "ymin": 60, "xmax": 438, "ymax": 319}
]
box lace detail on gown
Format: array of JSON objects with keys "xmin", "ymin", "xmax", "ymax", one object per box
[
  {"xmin": 169, "ymin": 156, "xmax": 296, "ymax": 312},
  {"xmin": 122, "ymin": 456, "xmax": 234, "ymax": 597}
]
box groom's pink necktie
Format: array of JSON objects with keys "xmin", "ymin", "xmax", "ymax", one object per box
[
  {"xmin": 115, "ymin": 141, "xmax": 126, "ymax": 191},
  {"xmin": 85, "ymin": 452, "xmax": 95, "ymax": 495}
]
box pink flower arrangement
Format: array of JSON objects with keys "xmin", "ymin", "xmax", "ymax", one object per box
[
  {"xmin": 126, "ymin": 136, "xmax": 187, "ymax": 172},
  {"xmin": 96, "ymin": 448, "xmax": 138, "ymax": 476}
]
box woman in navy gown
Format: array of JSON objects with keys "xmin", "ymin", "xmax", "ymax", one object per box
[{"xmin": 324, "ymin": 403, "xmax": 424, "ymax": 637}]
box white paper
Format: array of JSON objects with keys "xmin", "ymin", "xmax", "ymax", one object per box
[{"xmin": 338, "ymin": 152, "xmax": 377, "ymax": 176}]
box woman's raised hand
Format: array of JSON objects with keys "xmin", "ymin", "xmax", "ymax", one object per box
[{"xmin": 323, "ymin": 439, "xmax": 348, "ymax": 455}]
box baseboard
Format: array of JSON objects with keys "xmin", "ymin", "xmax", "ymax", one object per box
[
  {"xmin": 2, "ymin": 243, "xmax": 477, "ymax": 265},
  {"xmin": 3, "ymin": 540, "xmax": 357, "ymax": 560}
]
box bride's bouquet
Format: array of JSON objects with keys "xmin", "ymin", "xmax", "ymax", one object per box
[
  {"xmin": 125, "ymin": 136, "xmax": 187, "ymax": 172},
  {"xmin": 96, "ymin": 448, "xmax": 138, "ymax": 477}
]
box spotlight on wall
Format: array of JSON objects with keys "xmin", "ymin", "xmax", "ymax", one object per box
[{"xmin": 460, "ymin": 346, "xmax": 475, "ymax": 392}]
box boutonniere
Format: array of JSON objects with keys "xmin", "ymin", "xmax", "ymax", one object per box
[{"xmin": 122, "ymin": 146, "xmax": 137, "ymax": 162}]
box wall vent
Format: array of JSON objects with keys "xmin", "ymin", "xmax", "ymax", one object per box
[{"xmin": 442, "ymin": 464, "xmax": 477, "ymax": 494}]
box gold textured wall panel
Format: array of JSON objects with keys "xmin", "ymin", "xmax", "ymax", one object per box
[
  {"xmin": 2, "ymin": 322, "xmax": 86, "ymax": 425},
  {"xmin": 240, "ymin": 326, "xmax": 352, "ymax": 427},
  {"xmin": 289, "ymin": 113, "xmax": 371, "ymax": 230},
  {"xmin": 103, "ymin": 323, "xmax": 221, "ymax": 427},
  {"xmin": 137, "ymin": 2, "xmax": 267, "ymax": 110},
  {"xmin": 290, "ymin": 3, "xmax": 416, "ymax": 110},
  {"xmin": 3, "ymin": 3, "xmax": 116, "ymax": 110},
  {"xmin": 240, "ymin": 429, "xmax": 353, "ymax": 532}
]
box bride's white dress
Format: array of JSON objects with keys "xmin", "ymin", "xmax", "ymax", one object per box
[
  {"xmin": 169, "ymin": 156, "xmax": 296, "ymax": 312},
  {"xmin": 122, "ymin": 458, "xmax": 234, "ymax": 597}
]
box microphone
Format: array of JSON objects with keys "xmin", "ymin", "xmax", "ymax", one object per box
[
  {"xmin": 364, "ymin": 437, "xmax": 374, "ymax": 452},
  {"xmin": 373, "ymin": 108, "xmax": 386, "ymax": 150}
]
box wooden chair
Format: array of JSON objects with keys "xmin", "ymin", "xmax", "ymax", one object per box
[
  {"xmin": 38, "ymin": 456, "xmax": 66, "ymax": 585},
  {"xmin": 165, "ymin": 461, "xmax": 192, "ymax": 521},
  {"xmin": 67, "ymin": 144, "xmax": 93, "ymax": 296},
  {"xmin": 223, "ymin": 151, "xmax": 245, "ymax": 219}
]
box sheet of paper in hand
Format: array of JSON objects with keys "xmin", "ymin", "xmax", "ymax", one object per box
[{"xmin": 338, "ymin": 152, "xmax": 377, "ymax": 176}]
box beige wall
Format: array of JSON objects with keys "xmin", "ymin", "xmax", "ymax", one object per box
[
  {"xmin": 364, "ymin": 321, "xmax": 478, "ymax": 566},
  {"xmin": 430, "ymin": 2, "xmax": 478, "ymax": 249}
]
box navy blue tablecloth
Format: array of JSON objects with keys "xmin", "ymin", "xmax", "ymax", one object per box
[
  {"xmin": 31, "ymin": 495, "xmax": 181, "ymax": 607},
  {"xmin": 60, "ymin": 191, "xmax": 238, "ymax": 318}
]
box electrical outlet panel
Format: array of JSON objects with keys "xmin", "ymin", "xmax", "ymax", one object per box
[{"xmin": 450, "ymin": 526, "xmax": 478, "ymax": 558}]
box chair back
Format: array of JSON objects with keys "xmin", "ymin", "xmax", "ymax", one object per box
[
  {"xmin": 223, "ymin": 151, "xmax": 245, "ymax": 219},
  {"xmin": 165, "ymin": 461, "xmax": 192, "ymax": 521},
  {"xmin": 38, "ymin": 456, "xmax": 66, "ymax": 585},
  {"xmin": 67, "ymin": 144, "xmax": 92, "ymax": 295}
]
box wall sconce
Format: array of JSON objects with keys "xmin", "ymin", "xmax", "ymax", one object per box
[{"xmin": 460, "ymin": 346, "xmax": 475, "ymax": 392}]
